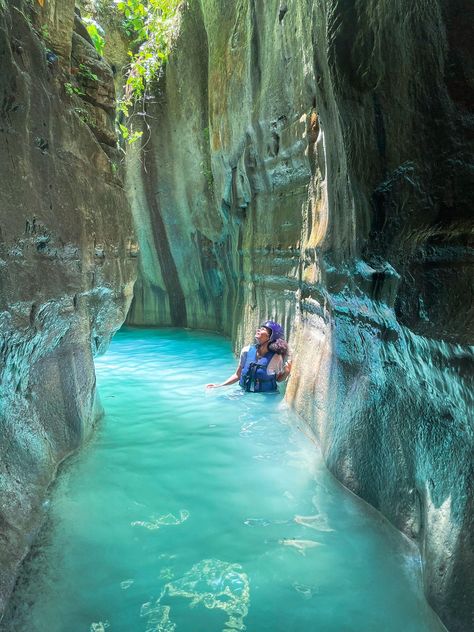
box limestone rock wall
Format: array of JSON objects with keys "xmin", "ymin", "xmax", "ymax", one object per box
[
  {"xmin": 128, "ymin": 1, "xmax": 473, "ymax": 629},
  {"xmin": 0, "ymin": 0, "xmax": 136, "ymax": 616}
]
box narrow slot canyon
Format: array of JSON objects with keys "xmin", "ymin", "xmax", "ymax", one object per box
[
  {"xmin": 3, "ymin": 329, "xmax": 444, "ymax": 631},
  {"xmin": 0, "ymin": 1, "xmax": 472, "ymax": 631}
]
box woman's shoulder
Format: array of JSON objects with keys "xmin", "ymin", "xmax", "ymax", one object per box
[
  {"xmin": 266, "ymin": 353, "xmax": 282, "ymax": 375},
  {"xmin": 239, "ymin": 345, "xmax": 251, "ymax": 364}
]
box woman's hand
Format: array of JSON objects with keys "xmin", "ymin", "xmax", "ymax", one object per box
[{"xmin": 206, "ymin": 365, "xmax": 242, "ymax": 390}]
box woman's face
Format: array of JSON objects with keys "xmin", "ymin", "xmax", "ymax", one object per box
[{"xmin": 255, "ymin": 326, "xmax": 271, "ymax": 344}]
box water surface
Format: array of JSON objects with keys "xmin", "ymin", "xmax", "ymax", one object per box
[{"xmin": 5, "ymin": 328, "xmax": 443, "ymax": 632}]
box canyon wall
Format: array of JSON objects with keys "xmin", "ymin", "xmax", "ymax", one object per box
[
  {"xmin": 0, "ymin": 0, "xmax": 136, "ymax": 616},
  {"xmin": 127, "ymin": 1, "xmax": 473, "ymax": 629}
]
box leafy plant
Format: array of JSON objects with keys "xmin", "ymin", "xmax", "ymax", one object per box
[
  {"xmin": 116, "ymin": 0, "xmax": 181, "ymax": 104},
  {"xmin": 81, "ymin": 1, "xmax": 183, "ymax": 147},
  {"xmin": 64, "ymin": 82, "xmax": 85, "ymax": 97},
  {"xmin": 39, "ymin": 24, "xmax": 50, "ymax": 40},
  {"xmin": 83, "ymin": 17, "xmax": 106, "ymax": 56},
  {"xmin": 79, "ymin": 63, "xmax": 99, "ymax": 82},
  {"xmin": 119, "ymin": 123, "xmax": 143, "ymax": 144},
  {"xmin": 200, "ymin": 161, "xmax": 214, "ymax": 190}
]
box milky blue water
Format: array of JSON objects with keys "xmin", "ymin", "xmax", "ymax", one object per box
[{"xmin": 5, "ymin": 328, "xmax": 444, "ymax": 632}]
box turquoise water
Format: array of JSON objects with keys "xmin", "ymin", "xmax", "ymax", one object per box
[{"xmin": 5, "ymin": 328, "xmax": 443, "ymax": 632}]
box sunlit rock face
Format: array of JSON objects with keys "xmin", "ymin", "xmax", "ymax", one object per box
[
  {"xmin": 0, "ymin": 0, "xmax": 136, "ymax": 616},
  {"xmin": 129, "ymin": 1, "xmax": 473, "ymax": 629},
  {"xmin": 126, "ymin": 0, "xmax": 304, "ymax": 333}
]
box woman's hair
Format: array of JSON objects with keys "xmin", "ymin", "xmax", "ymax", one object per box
[{"xmin": 268, "ymin": 338, "xmax": 289, "ymax": 357}]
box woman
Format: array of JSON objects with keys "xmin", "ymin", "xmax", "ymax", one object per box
[{"xmin": 206, "ymin": 321, "xmax": 292, "ymax": 392}]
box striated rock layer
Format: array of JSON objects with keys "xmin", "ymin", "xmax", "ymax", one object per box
[
  {"xmin": 127, "ymin": 1, "xmax": 473, "ymax": 629},
  {"xmin": 0, "ymin": 0, "xmax": 136, "ymax": 617}
]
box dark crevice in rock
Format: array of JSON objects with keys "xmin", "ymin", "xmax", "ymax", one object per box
[
  {"xmin": 141, "ymin": 135, "xmax": 187, "ymax": 327},
  {"xmin": 249, "ymin": 0, "xmax": 262, "ymax": 102},
  {"xmin": 279, "ymin": 4, "xmax": 288, "ymax": 23},
  {"xmin": 372, "ymin": 92, "xmax": 386, "ymax": 164}
]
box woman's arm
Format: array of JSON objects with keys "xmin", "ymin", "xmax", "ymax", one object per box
[{"xmin": 206, "ymin": 363, "xmax": 242, "ymax": 389}]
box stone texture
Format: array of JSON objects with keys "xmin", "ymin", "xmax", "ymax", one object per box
[
  {"xmin": 39, "ymin": 0, "xmax": 75, "ymax": 59},
  {"xmin": 0, "ymin": 0, "xmax": 136, "ymax": 618},
  {"xmin": 127, "ymin": 1, "xmax": 473, "ymax": 629}
]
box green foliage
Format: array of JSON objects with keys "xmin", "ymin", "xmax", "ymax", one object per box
[
  {"xmin": 79, "ymin": 63, "xmax": 99, "ymax": 82},
  {"xmin": 83, "ymin": 17, "xmax": 106, "ymax": 56},
  {"xmin": 39, "ymin": 24, "xmax": 50, "ymax": 40},
  {"xmin": 200, "ymin": 161, "xmax": 214, "ymax": 190},
  {"xmin": 116, "ymin": 0, "xmax": 181, "ymax": 103},
  {"xmin": 119, "ymin": 123, "xmax": 143, "ymax": 144},
  {"xmin": 80, "ymin": 1, "xmax": 183, "ymax": 146},
  {"xmin": 64, "ymin": 82, "xmax": 85, "ymax": 97}
]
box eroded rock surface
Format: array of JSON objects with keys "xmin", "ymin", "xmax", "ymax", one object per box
[
  {"xmin": 127, "ymin": 1, "xmax": 473, "ymax": 629},
  {"xmin": 0, "ymin": 0, "xmax": 136, "ymax": 616}
]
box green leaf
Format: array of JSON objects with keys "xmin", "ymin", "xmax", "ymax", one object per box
[
  {"xmin": 128, "ymin": 130, "xmax": 143, "ymax": 144},
  {"xmin": 115, "ymin": 0, "xmax": 181, "ymax": 102},
  {"xmin": 83, "ymin": 17, "xmax": 105, "ymax": 56}
]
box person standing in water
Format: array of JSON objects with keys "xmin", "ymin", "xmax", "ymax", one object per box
[{"xmin": 206, "ymin": 321, "xmax": 292, "ymax": 392}]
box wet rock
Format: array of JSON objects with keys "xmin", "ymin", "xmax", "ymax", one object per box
[
  {"xmin": 36, "ymin": 0, "xmax": 75, "ymax": 60},
  {"xmin": 68, "ymin": 27, "xmax": 117, "ymax": 147},
  {"xmin": 71, "ymin": 32, "xmax": 115, "ymax": 113},
  {"xmin": 126, "ymin": 1, "xmax": 473, "ymax": 629},
  {"xmin": 0, "ymin": 0, "xmax": 136, "ymax": 618}
]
